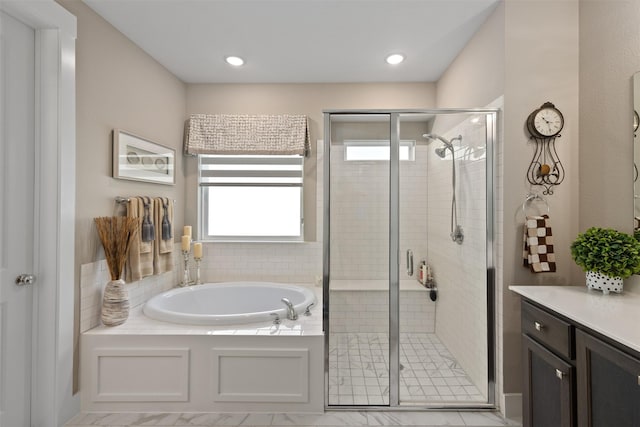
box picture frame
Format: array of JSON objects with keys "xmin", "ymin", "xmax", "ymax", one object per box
[{"xmin": 112, "ymin": 129, "xmax": 175, "ymax": 185}]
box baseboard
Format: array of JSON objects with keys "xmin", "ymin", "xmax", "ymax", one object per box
[{"xmin": 501, "ymin": 393, "xmax": 522, "ymax": 420}]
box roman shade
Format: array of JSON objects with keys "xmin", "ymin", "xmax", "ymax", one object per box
[{"xmin": 185, "ymin": 114, "xmax": 309, "ymax": 156}]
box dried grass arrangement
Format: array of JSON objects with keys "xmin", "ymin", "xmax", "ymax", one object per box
[
  {"xmin": 94, "ymin": 216, "xmax": 138, "ymax": 280},
  {"xmin": 94, "ymin": 216, "xmax": 138, "ymax": 326}
]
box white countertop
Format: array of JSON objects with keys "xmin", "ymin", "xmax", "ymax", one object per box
[{"xmin": 510, "ymin": 285, "xmax": 640, "ymax": 355}]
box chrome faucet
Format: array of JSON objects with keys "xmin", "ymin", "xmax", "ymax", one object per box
[{"xmin": 281, "ymin": 297, "xmax": 298, "ymax": 320}]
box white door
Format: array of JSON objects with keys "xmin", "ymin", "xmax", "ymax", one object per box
[{"xmin": 0, "ymin": 10, "xmax": 36, "ymax": 427}]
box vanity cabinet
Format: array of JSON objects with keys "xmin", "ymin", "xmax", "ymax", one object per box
[
  {"xmin": 522, "ymin": 301, "xmax": 575, "ymax": 427},
  {"xmin": 522, "ymin": 334, "xmax": 574, "ymax": 427},
  {"xmin": 521, "ymin": 299, "xmax": 640, "ymax": 427},
  {"xmin": 576, "ymin": 330, "xmax": 640, "ymax": 427}
]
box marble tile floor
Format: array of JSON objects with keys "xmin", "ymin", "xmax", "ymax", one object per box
[
  {"xmin": 329, "ymin": 333, "xmax": 484, "ymax": 405},
  {"xmin": 65, "ymin": 411, "xmax": 521, "ymax": 427}
]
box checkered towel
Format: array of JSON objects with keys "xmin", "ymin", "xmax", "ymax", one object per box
[{"xmin": 523, "ymin": 215, "xmax": 556, "ymax": 273}]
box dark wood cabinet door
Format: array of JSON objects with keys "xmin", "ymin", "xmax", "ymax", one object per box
[
  {"xmin": 523, "ymin": 334, "xmax": 575, "ymax": 427},
  {"xmin": 576, "ymin": 330, "xmax": 640, "ymax": 427}
]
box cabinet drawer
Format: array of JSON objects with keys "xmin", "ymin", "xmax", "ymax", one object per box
[{"xmin": 522, "ymin": 300, "xmax": 574, "ymax": 360}]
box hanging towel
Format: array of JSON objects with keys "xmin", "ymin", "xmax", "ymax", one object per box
[
  {"xmin": 153, "ymin": 197, "xmax": 174, "ymax": 274},
  {"xmin": 140, "ymin": 196, "xmax": 155, "ymax": 244},
  {"xmin": 125, "ymin": 197, "xmax": 155, "ymax": 282},
  {"xmin": 523, "ymin": 214, "xmax": 557, "ymax": 273}
]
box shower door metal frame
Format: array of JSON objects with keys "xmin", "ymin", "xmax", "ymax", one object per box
[{"xmin": 323, "ymin": 108, "xmax": 499, "ymax": 410}]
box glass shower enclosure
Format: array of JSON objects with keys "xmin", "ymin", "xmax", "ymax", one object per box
[{"xmin": 323, "ymin": 110, "xmax": 497, "ymax": 408}]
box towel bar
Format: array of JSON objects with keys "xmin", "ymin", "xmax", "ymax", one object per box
[{"xmin": 115, "ymin": 196, "xmax": 175, "ymax": 204}]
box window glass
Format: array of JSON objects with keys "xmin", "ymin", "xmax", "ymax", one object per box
[{"xmin": 199, "ymin": 155, "xmax": 304, "ymax": 241}]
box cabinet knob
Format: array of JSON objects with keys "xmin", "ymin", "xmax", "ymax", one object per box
[
  {"xmin": 556, "ymin": 369, "xmax": 565, "ymax": 380},
  {"xmin": 638, "ymin": 375, "xmax": 640, "ymax": 386},
  {"xmin": 534, "ymin": 321, "xmax": 544, "ymax": 331}
]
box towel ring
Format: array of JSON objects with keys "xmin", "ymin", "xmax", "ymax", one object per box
[{"xmin": 521, "ymin": 193, "xmax": 550, "ymax": 217}]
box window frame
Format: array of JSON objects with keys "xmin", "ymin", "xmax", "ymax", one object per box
[
  {"xmin": 198, "ymin": 154, "xmax": 304, "ymax": 242},
  {"xmin": 343, "ymin": 139, "xmax": 416, "ymax": 161}
]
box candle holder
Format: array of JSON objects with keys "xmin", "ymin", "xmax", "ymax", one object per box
[
  {"xmin": 179, "ymin": 250, "xmax": 193, "ymax": 287},
  {"xmin": 194, "ymin": 257, "xmax": 202, "ymax": 285}
]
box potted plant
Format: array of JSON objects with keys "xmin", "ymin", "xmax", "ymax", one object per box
[{"xmin": 570, "ymin": 227, "xmax": 640, "ymax": 294}]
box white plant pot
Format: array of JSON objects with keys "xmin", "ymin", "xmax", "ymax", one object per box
[{"xmin": 585, "ymin": 271, "xmax": 623, "ymax": 295}]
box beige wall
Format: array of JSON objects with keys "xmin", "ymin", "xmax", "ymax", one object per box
[
  {"xmin": 60, "ymin": 0, "xmax": 186, "ymax": 266},
  {"xmin": 57, "ymin": 0, "xmax": 186, "ymax": 390},
  {"xmin": 436, "ymin": 0, "xmax": 581, "ymax": 409},
  {"xmin": 436, "ymin": 2, "xmax": 505, "ymax": 110},
  {"xmin": 185, "ymin": 83, "xmax": 436, "ymax": 237},
  {"xmin": 579, "ymin": 0, "xmax": 640, "ymax": 232},
  {"xmin": 502, "ymin": 0, "xmax": 580, "ymax": 396}
]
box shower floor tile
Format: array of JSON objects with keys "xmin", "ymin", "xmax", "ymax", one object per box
[{"xmin": 328, "ymin": 333, "xmax": 485, "ymax": 406}]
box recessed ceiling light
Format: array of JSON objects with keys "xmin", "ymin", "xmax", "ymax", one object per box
[
  {"xmin": 385, "ymin": 54, "xmax": 405, "ymax": 65},
  {"xmin": 225, "ymin": 56, "xmax": 244, "ymax": 66}
]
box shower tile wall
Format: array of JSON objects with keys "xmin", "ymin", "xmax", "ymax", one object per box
[
  {"xmin": 330, "ymin": 289, "xmax": 435, "ymax": 333},
  {"xmin": 329, "ymin": 154, "xmax": 430, "ymax": 279},
  {"xmin": 426, "ymin": 117, "xmax": 489, "ymax": 400}
]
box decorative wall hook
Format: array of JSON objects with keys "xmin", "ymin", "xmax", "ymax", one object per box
[{"xmin": 525, "ymin": 102, "xmax": 566, "ymax": 195}]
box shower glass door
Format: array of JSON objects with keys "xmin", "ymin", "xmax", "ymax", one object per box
[
  {"xmin": 326, "ymin": 113, "xmax": 391, "ymax": 406},
  {"xmin": 397, "ymin": 112, "xmax": 491, "ymax": 406},
  {"xmin": 324, "ymin": 110, "xmax": 496, "ymax": 408}
]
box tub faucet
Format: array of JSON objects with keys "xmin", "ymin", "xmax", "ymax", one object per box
[{"xmin": 281, "ymin": 297, "xmax": 298, "ymax": 320}]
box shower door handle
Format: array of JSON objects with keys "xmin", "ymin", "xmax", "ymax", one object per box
[{"xmin": 406, "ymin": 249, "xmax": 413, "ymax": 276}]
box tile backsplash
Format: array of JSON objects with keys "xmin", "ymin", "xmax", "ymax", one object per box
[{"xmin": 80, "ymin": 250, "xmax": 180, "ymax": 332}]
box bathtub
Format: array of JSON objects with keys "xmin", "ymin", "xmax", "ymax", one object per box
[
  {"xmin": 143, "ymin": 281, "xmax": 317, "ymax": 325},
  {"xmin": 82, "ymin": 285, "xmax": 323, "ymax": 413}
]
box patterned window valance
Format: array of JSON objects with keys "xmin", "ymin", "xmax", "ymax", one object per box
[{"xmin": 184, "ymin": 114, "xmax": 309, "ymax": 156}]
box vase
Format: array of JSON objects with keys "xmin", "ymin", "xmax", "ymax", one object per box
[
  {"xmin": 101, "ymin": 278, "xmax": 129, "ymax": 326},
  {"xmin": 585, "ymin": 271, "xmax": 623, "ymax": 295}
]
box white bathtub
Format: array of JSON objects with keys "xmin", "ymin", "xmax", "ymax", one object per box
[{"xmin": 143, "ymin": 281, "xmax": 316, "ymax": 325}]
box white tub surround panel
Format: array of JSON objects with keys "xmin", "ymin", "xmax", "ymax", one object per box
[
  {"xmin": 90, "ymin": 348, "xmax": 190, "ymax": 403},
  {"xmin": 81, "ymin": 334, "xmax": 323, "ymax": 413},
  {"xmin": 510, "ymin": 285, "xmax": 640, "ymax": 354}
]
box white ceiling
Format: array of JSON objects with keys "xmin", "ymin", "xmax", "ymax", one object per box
[{"xmin": 83, "ymin": 0, "xmax": 500, "ymax": 84}]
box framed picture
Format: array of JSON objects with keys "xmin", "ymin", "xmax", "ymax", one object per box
[{"xmin": 113, "ymin": 129, "xmax": 175, "ymax": 185}]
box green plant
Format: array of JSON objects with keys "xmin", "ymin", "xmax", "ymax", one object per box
[{"xmin": 570, "ymin": 227, "xmax": 640, "ymax": 279}]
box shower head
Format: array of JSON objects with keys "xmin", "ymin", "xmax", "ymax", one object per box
[
  {"xmin": 435, "ymin": 146, "xmax": 448, "ymax": 158},
  {"xmin": 423, "ymin": 133, "xmax": 462, "ymax": 158}
]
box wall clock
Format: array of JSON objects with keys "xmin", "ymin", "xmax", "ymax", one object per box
[{"xmin": 526, "ymin": 102, "xmax": 565, "ymax": 195}]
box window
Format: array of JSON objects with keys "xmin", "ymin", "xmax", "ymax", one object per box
[
  {"xmin": 199, "ymin": 155, "xmax": 304, "ymax": 241},
  {"xmin": 344, "ymin": 140, "xmax": 416, "ymax": 161}
]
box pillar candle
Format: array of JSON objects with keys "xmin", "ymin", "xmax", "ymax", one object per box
[
  {"xmin": 181, "ymin": 235, "xmax": 190, "ymax": 251},
  {"xmin": 183, "ymin": 225, "xmax": 192, "ymax": 239},
  {"xmin": 193, "ymin": 242, "xmax": 203, "ymax": 259}
]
